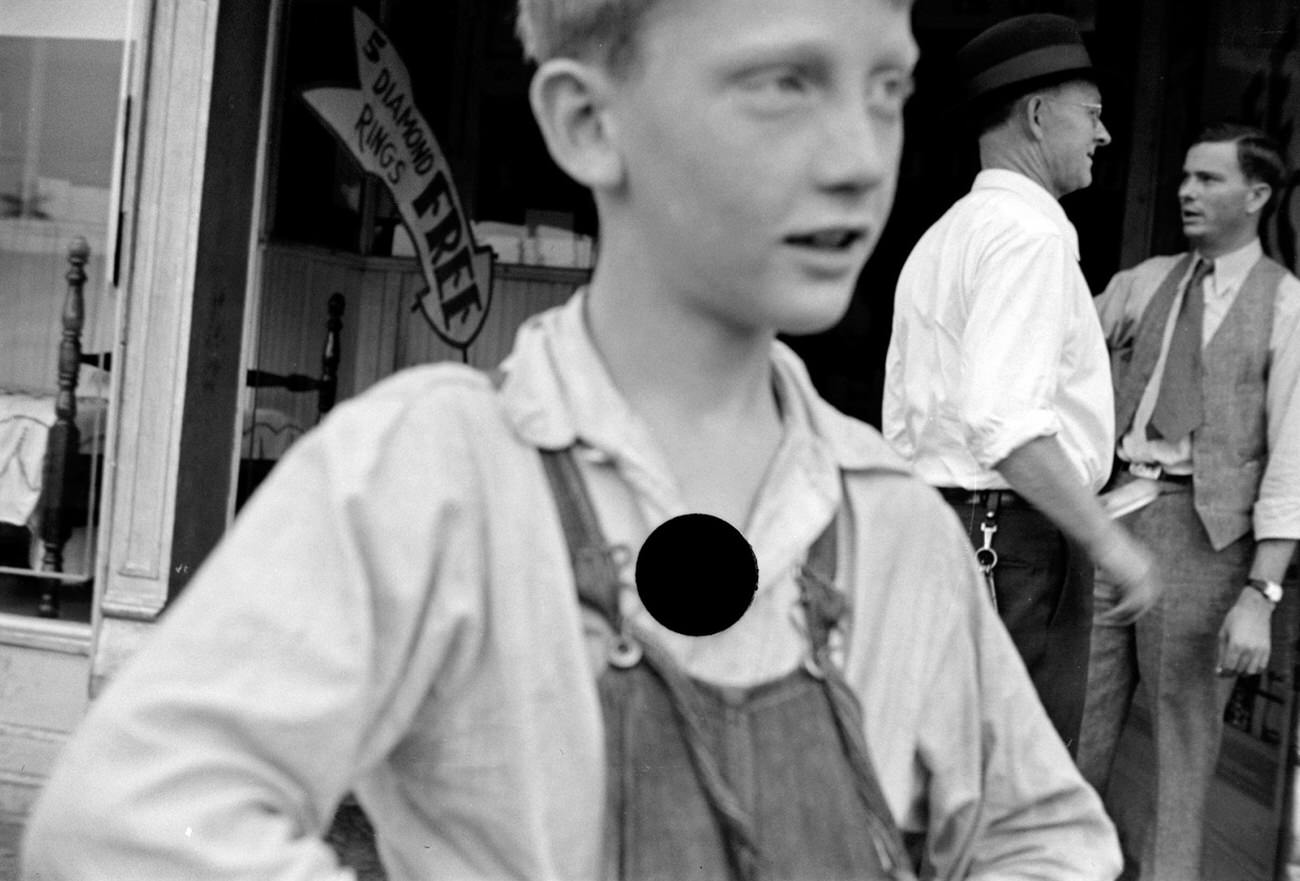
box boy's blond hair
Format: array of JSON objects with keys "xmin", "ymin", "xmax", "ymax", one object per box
[
  {"xmin": 516, "ymin": 0, "xmax": 659, "ymax": 75},
  {"xmin": 518, "ymin": 0, "xmax": 914, "ymax": 75}
]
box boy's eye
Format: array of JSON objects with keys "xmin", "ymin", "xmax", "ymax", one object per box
[
  {"xmin": 772, "ymin": 73, "xmax": 807, "ymax": 93},
  {"xmin": 868, "ymin": 72, "xmax": 915, "ymax": 116},
  {"xmin": 737, "ymin": 66, "xmax": 815, "ymax": 107}
]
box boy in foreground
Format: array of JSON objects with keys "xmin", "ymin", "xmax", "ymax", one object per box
[{"xmin": 23, "ymin": 1, "xmax": 1120, "ymax": 879}]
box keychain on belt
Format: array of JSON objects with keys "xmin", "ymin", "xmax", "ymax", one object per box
[{"xmin": 974, "ymin": 494, "xmax": 1000, "ymax": 610}]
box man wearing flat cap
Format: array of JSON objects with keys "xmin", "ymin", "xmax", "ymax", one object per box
[{"xmin": 884, "ymin": 13, "xmax": 1161, "ymax": 756}]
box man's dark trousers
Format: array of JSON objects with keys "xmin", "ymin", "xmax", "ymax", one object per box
[{"xmin": 944, "ymin": 491, "xmax": 1093, "ymax": 755}]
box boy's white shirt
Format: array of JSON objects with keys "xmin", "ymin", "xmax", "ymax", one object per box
[{"xmin": 24, "ymin": 292, "xmax": 1119, "ymax": 881}]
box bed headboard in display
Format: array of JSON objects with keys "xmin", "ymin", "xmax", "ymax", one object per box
[
  {"xmin": 0, "ymin": 237, "xmax": 110, "ymax": 619},
  {"xmin": 237, "ymin": 293, "xmax": 346, "ymax": 509}
]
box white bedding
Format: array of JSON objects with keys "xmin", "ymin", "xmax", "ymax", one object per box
[
  {"xmin": 241, "ymin": 407, "xmax": 305, "ymax": 460},
  {"xmin": 0, "ymin": 391, "xmax": 109, "ymax": 527},
  {"xmin": 1, "ymin": 390, "xmax": 307, "ymax": 528}
]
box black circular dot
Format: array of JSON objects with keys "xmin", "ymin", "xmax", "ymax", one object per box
[{"xmin": 635, "ymin": 514, "xmax": 758, "ymax": 637}]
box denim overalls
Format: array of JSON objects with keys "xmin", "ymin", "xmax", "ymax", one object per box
[{"xmin": 540, "ymin": 448, "xmax": 918, "ymax": 881}]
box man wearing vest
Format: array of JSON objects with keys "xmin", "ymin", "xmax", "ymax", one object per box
[{"xmin": 1078, "ymin": 123, "xmax": 1300, "ymax": 881}]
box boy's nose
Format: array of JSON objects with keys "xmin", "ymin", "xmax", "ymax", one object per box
[{"xmin": 813, "ymin": 107, "xmax": 896, "ymax": 193}]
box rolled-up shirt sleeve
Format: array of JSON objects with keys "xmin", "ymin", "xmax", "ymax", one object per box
[
  {"xmin": 959, "ymin": 232, "xmax": 1073, "ymax": 468},
  {"xmin": 1255, "ymin": 280, "xmax": 1300, "ymax": 540}
]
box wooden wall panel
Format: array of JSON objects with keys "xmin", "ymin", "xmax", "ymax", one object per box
[
  {"xmin": 253, "ymin": 247, "xmax": 365, "ymax": 434},
  {"xmin": 258, "ymin": 244, "xmax": 588, "ymax": 412},
  {"xmin": 349, "ymin": 265, "xmax": 404, "ymax": 395}
]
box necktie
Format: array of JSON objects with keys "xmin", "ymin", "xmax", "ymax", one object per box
[{"xmin": 1147, "ymin": 257, "xmax": 1212, "ymax": 440}]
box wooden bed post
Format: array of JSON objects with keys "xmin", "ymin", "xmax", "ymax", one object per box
[
  {"xmin": 36, "ymin": 236, "xmax": 90, "ymax": 617},
  {"xmin": 318, "ymin": 292, "xmax": 345, "ymax": 416},
  {"xmin": 243, "ymin": 293, "xmax": 348, "ymax": 421}
]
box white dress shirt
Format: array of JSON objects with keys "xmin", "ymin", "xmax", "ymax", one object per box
[
  {"xmin": 884, "ymin": 169, "xmax": 1114, "ymax": 492},
  {"xmin": 22, "ymin": 292, "xmax": 1120, "ymax": 881}
]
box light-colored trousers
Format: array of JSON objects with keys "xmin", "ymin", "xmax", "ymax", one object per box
[{"xmin": 1077, "ymin": 482, "xmax": 1250, "ymax": 881}]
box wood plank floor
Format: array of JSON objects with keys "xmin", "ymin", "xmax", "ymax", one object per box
[
  {"xmin": 1, "ymin": 818, "xmax": 22, "ymax": 881},
  {"xmin": 1106, "ymin": 697, "xmax": 1282, "ymax": 880}
]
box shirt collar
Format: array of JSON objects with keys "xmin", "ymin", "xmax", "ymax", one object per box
[
  {"xmin": 496, "ymin": 290, "xmax": 907, "ymax": 475},
  {"xmin": 972, "ymin": 168, "xmax": 1080, "ymax": 260},
  {"xmin": 1196, "ymin": 238, "xmax": 1263, "ymax": 296}
]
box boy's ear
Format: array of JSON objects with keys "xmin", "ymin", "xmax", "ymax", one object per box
[{"xmin": 529, "ymin": 59, "xmax": 624, "ymax": 191}]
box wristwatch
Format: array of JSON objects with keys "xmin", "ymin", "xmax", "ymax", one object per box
[{"xmin": 1247, "ymin": 577, "xmax": 1284, "ymax": 604}]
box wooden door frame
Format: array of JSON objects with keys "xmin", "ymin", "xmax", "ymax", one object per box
[{"xmin": 90, "ymin": 0, "xmax": 271, "ymax": 690}]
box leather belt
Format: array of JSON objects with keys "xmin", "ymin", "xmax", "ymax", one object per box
[
  {"xmin": 936, "ymin": 487, "xmax": 1030, "ymax": 509},
  {"xmin": 1122, "ymin": 460, "xmax": 1193, "ymax": 484}
]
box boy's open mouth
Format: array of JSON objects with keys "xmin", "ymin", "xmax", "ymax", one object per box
[{"xmin": 784, "ymin": 228, "xmax": 864, "ymax": 250}]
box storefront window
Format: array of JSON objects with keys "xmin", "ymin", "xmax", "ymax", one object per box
[
  {"xmin": 267, "ymin": 0, "xmax": 380, "ymax": 252},
  {"xmin": 242, "ymin": 0, "xmax": 598, "ymax": 485},
  {"xmin": 0, "ymin": 0, "xmax": 134, "ymax": 620},
  {"xmin": 267, "ymin": 0, "xmax": 596, "ymax": 258}
]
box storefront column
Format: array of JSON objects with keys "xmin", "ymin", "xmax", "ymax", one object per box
[{"xmin": 90, "ymin": 0, "xmax": 254, "ymax": 694}]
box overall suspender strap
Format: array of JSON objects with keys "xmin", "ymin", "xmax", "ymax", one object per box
[
  {"xmin": 798, "ymin": 518, "xmax": 842, "ymax": 671},
  {"xmin": 538, "ymin": 448, "xmax": 624, "ymax": 626},
  {"xmin": 798, "ymin": 521, "xmax": 917, "ymax": 881},
  {"xmin": 823, "ymin": 674, "xmax": 917, "ymax": 880}
]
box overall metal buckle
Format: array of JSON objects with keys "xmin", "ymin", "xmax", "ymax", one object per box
[{"xmin": 607, "ymin": 630, "xmax": 643, "ymax": 668}]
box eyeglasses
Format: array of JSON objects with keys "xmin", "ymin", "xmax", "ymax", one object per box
[{"xmin": 1044, "ymin": 99, "xmax": 1104, "ymax": 127}]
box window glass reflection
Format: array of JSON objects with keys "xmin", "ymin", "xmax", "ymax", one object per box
[{"xmin": 0, "ymin": 2, "xmax": 130, "ymax": 618}]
